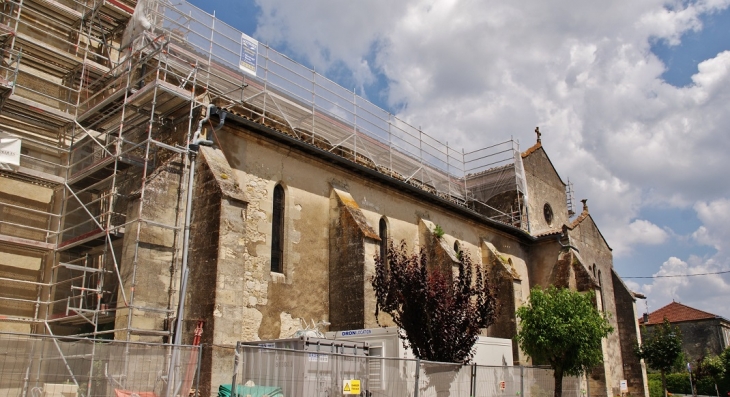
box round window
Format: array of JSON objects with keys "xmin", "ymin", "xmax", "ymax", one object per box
[{"xmin": 543, "ymin": 203, "xmax": 554, "ymax": 225}]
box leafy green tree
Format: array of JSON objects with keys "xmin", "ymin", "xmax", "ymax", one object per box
[
  {"xmin": 701, "ymin": 353, "xmax": 725, "ymax": 393},
  {"xmin": 515, "ymin": 286, "xmax": 613, "ymax": 397},
  {"xmin": 371, "ymin": 240, "xmax": 499, "ymax": 364},
  {"xmin": 635, "ymin": 318, "xmax": 683, "ymax": 397}
]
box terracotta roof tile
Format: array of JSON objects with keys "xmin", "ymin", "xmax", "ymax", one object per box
[
  {"xmin": 638, "ymin": 301, "xmax": 718, "ymax": 325},
  {"xmin": 534, "ymin": 229, "xmax": 562, "ymax": 237}
]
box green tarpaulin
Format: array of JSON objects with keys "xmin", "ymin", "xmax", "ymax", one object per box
[{"xmin": 218, "ymin": 384, "xmax": 283, "ymax": 397}]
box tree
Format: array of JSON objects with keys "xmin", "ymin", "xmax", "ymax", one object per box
[
  {"xmin": 635, "ymin": 318, "xmax": 683, "ymax": 397},
  {"xmin": 515, "ymin": 286, "xmax": 613, "ymax": 397},
  {"xmin": 371, "ymin": 240, "xmax": 499, "ymax": 364},
  {"xmin": 701, "ymin": 353, "xmax": 725, "ymax": 397}
]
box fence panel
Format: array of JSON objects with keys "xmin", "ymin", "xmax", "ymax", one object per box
[
  {"xmin": 234, "ymin": 345, "xmax": 370, "ymax": 397},
  {"xmin": 0, "ymin": 333, "xmax": 201, "ymax": 397},
  {"xmin": 232, "ymin": 344, "xmax": 585, "ymax": 397}
]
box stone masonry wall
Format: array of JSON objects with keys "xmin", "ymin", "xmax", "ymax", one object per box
[
  {"xmin": 115, "ymin": 159, "xmax": 184, "ymax": 342},
  {"xmin": 186, "ymin": 147, "xmax": 249, "ymax": 396},
  {"xmin": 217, "ymin": 127, "xmax": 330, "ymax": 342},
  {"xmin": 185, "ymin": 152, "xmax": 223, "ymax": 397},
  {"xmin": 522, "ymin": 145, "xmax": 569, "ymax": 234},
  {"xmin": 613, "ymin": 271, "xmax": 649, "ymax": 397},
  {"xmin": 328, "ymin": 188, "xmax": 379, "ymax": 331},
  {"xmin": 569, "ymin": 215, "xmax": 623, "ymax": 397},
  {"xmin": 675, "ymin": 319, "xmax": 726, "ymax": 360},
  {"xmin": 482, "ymin": 241, "xmax": 520, "ymax": 362}
]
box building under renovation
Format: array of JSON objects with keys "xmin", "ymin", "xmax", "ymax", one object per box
[{"xmin": 0, "ymin": 0, "xmax": 648, "ymax": 396}]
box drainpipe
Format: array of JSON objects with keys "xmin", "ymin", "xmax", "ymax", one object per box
[
  {"xmin": 174, "ymin": 103, "xmax": 215, "ymax": 345},
  {"xmin": 167, "ymin": 104, "xmax": 215, "ymax": 396}
]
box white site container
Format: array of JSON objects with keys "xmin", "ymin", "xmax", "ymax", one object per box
[{"xmin": 325, "ymin": 327, "xmax": 513, "ymax": 366}]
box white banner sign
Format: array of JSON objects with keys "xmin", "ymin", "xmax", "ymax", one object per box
[
  {"xmin": 239, "ymin": 33, "xmax": 258, "ymax": 77},
  {"xmin": 0, "ymin": 134, "xmax": 21, "ymax": 166}
]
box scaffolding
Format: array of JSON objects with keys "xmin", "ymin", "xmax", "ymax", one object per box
[
  {"xmin": 566, "ymin": 178, "xmax": 576, "ymax": 217},
  {"xmin": 0, "ymin": 0, "xmax": 530, "ymax": 344}
]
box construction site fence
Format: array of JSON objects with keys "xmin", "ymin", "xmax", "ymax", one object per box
[
  {"xmin": 0, "ymin": 332, "xmax": 202, "ymax": 397},
  {"xmin": 231, "ymin": 344, "xmax": 584, "ymax": 397}
]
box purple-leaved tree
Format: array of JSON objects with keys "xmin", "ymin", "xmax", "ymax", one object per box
[{"xmin": 371, "ymin": 240, "xmax": 499, "ymax": 364}]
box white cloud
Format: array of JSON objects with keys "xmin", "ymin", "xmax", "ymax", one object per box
[
  {"xmin": 693, "ymin": 198, "xmax": 730, "ymax": 251},
  {"xmin": 636, "ymin": 256, "xmax": 730, "ymax": 319},
  {"xmin": 635, "ymin": 199, "xmax": 730, "ymax": 318},
  {"xmin": 609, "ymin": 219, "xmax": 669, "ymax": 256}
]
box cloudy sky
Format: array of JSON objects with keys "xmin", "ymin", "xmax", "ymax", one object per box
[{"xmin": 189, "ymin": 0, "xmax": 730, "ymax": 318}]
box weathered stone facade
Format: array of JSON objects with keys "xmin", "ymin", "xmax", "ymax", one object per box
[
  {"xmin": 147, "ymin": 116, "xmax": 647, "ymax": 396},
  {"xmin": 614, "ymin": 271, "xmax": 650, "ymax": 397}
]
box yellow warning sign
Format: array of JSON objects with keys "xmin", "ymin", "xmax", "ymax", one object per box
[{"xmin": 342, "ymin": 380, "xmax": 361, "ymax": 394}]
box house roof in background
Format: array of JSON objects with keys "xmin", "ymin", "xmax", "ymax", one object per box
[{"xmin": 638, "ymin": 301, "xmax": 728, "ymax": 325}]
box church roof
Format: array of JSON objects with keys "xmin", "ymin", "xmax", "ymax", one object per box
[{"xmin": 639, "ymin": 301, "xmax": 723, "ymax": 325}]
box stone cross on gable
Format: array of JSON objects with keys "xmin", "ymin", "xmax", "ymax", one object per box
[{"xmin": 535, "ymin": 127, "xmax": 541, "ymax": 142}]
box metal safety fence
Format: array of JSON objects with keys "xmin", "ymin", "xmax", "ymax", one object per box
[
  {"xmin": 230, "ymin": 344, "xmax": 583, "ymax": 397},
  {"xmin": 0, "ymin": 332, "xmax": 201, "ymax": 397}
]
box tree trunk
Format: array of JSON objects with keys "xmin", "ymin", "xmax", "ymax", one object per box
[
  {"xmin": 423, "ymin": 362, "xmax": 460, "ymax": 397},
  {"xmin": 554, "ymin": 367, "xmax": 564, "ymax": 397},
  {"xmin": 661, "ymin": 370, "xmax": 667, "ymax": 397}
]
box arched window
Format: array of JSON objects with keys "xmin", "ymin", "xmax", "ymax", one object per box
[
  {"xmin": 454, "ymin": 241, "xmax": 461, "ymax": 259},
  {"xmin": 379, "ymin": 217, "xmax": 388, "ymax": 263},
  {"xmin": 598, "ymin": 270, "xmax": 605, "ymax": 312},
  {"xmin": 271, "ymin": 184, "xmax": 285, "ymax": 273}
]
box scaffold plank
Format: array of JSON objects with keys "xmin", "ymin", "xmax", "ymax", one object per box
[
  {"xmin": 126, "ymin": 79, "xmax": 192, "ymax": 117},
  {"xmin": 0, "ymin": 233, "xmax": 55, "ymax": 250},
  {"xmin": 14, "ymin": 32, "xmax": 82, "ymax": 75},
  {"xmin": 57, "ymin": 262, "xmax": 109, "ymax": 273},
  {"xmin": 28, "ymin": 0, "xmax": 84, "ymax": 25},
  {"xmin": 11, "ymin": 165, "xmax": 65, "ymax": 184},
  {"xmin": 6, "ymin": 94, "xmax": 74, "ymax": 123}
]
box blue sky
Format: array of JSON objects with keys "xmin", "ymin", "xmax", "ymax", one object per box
[{"xmin": 189, "ymin": 0, "xmax": 730, "ymax": 318}]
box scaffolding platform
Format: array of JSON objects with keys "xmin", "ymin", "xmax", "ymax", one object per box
[
  {"xmin": 13, "ymin": 32, "xmax": 84, "ymax": 76},
  {"xmin": 64, "ymin": 58, "xmax": 112, "ymax": 91},
  {"xmin": 126, "ymin": 78, "xmax": 193, "ymax": 118},
  {"xmin": 3, "ymin": 94, "xmax": 74, "ymax": 130},
  {"xmin": 84, "ymin": 0, "xmax": 133, "ymax": 23},
  {"xmin": 0, "ymin": 233, "xmax": 55, "ymax": 250},
  {"xmin": 66, "ymin": 151, "xmax": 139, "ymax": 189},
  {"xmin": 78, "ymin": 0, "xmax": 132, "ymax": 58},
  {"xmin": 57, "ymin": 226, "xmax": 123, "ymax": 251},
  {"xmin": 23, "ymin": 0, "xmax": 85, "ymax": 28},
  {"xmin": 1, "ymin": 164, "xmax": 65, "ymax": 185}
]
